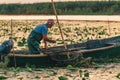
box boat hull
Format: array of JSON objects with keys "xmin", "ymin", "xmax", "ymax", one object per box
[
  {"xmin": 8, "ymin": 54, "xmax": 56, "ymax": 67},
  {"xmin": 7, "ymin": 46, "xmax": 120, "ymax": 67},
  {"xmin": 7, "ymin": 36, "xmax": 120, "ymax": 67},
  {"xmin": 83, "ymin": 46, "xmax": 120, "ymax": 58}
]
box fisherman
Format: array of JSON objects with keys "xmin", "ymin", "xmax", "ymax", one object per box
[
  {"xmin": 0, "ymin": 40, "xmax": 13, "ymax": 62},
  {"xmin": 27, "ymin": 19, "xmax": 56, "ymax": 54}
]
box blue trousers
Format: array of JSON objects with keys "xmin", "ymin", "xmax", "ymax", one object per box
[{"xmin": 27, "ymin": 31, "xmax": 42, "ymax": 54}]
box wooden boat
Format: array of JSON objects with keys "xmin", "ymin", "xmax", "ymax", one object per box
[{"xmin": 8, "ymin": 35, "xmax": 120, "ymax": 67}]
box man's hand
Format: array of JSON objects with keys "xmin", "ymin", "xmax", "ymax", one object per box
[
  {"xmin": 42, "ymin": 34, "xmax": 56, "ymax": 43},
  {"xmin": 50, "ymin": 40, "xmax": 56, "ymax": 43},
  {"xmin": 45, "ymin": 45, "xmax": 48, "ymax": 50}
]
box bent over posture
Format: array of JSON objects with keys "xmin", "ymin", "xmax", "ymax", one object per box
[{"xmin": 27, "ymin": 19, "xmax": 56, "ymax": 54}]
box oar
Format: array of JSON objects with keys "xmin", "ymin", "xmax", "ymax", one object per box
[{"xmin": 51, "ymin": 0, "xmax": 70, "ymax": 58}]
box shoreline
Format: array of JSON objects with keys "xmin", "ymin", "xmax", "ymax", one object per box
[{"xmin": 0, "ymin": 15, "xmax": 120, "ymax": 21}]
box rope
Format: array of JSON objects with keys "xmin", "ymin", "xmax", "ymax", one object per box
[{"xmin": 49, "ymin": 52, "xmax": 79, "ymax": 65}]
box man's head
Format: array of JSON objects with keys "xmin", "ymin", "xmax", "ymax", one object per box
[{"xmin": 46, "ymin": 19, "xmax": 55, "ymax": 28}]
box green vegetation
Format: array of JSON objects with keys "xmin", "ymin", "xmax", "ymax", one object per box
[
  {"xmin": 0, "ymin": 20, "xmax": 120, "ymax": 49},
  {"xmin": 0, "ymin": 1, "xmax": 120, "ymax": 15},
  {"xmin": 116, "ymin": 73, "xmax": 120, "ymax": 79},
  {"xmin": 66, "ymin": 65, "xmax": 78, "ymax": 71},
  {"xmin": 58, "ymin": 76, "xmax": 68, "ymax": 80},
  {"xmin": 0, "ymin": 76, "xmax": 8, "ymax": 80}
]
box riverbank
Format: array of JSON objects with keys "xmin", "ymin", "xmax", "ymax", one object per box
[
  {"xmin": 0, "ymin": 15, "xmax": 120, "ymax": 21},
  {"xmin": 0, "ymin": 62, "xmax": 119, "ymax": 80}
]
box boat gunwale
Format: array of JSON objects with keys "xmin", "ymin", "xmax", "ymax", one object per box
[
  {"xmin": 8, "ymin": 45, "xmax": 115, "ymax": 57},
  {"xmin": 79, "ymin": 45, "xmax": 115, "ymax": 53},
  {"xmin": 8, "ymin": 53, "xmax": 48, "ymax": 57}
]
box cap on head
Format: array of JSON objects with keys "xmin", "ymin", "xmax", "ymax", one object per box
[{"xmin": 47, "ymin": 19, "xmax": 54, "ymax": 24}]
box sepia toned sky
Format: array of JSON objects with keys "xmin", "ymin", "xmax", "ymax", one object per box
[{"xmin": 0, "ymin": 0, "xmax": 109, "ymax": 4}]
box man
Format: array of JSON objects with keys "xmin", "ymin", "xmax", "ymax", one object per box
[{"xmin": 27, "ymin": 19, "xmax": 56, "ymax": 54}]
